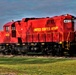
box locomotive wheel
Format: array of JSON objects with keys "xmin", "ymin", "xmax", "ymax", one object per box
[{"xmin": 2, "ymin": 49, "xmax": 9, "ymax": 55}]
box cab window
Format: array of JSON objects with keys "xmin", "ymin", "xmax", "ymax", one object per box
[
  {"xmin": 6, "ymin": 26, "xmax": 10, "ymax": 32},
  {"xmin": 11, "ymin": 24, "xmax": 16, "ymax": 30}
]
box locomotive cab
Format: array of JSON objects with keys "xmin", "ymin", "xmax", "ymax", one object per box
[
  {"xmin": 3, "ymin": 22, "xmax": 14, "ymax": 43},
  {"xmin": 3, "ymin": 22, "xmax": 15, "ymax": 35},
  {"xmin": 3, "ymin": 21, "xmax": 19, "ymax": 38},
  {"xmin": 4, "ymin": 23, "xmax": 11, "ymax": 33},
  {"xmin": 3, "ymin": 21, "xmax": 18, "ymax": 44}
]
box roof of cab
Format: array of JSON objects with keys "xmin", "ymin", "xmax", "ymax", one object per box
[{"xmin": 3, "ymin": 22, "xmax": 14, "ymax": 27}]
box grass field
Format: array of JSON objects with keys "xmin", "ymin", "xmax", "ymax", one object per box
[{"xmin": 0, "ymin": 56, "xmax": 76, "ymax": 75}]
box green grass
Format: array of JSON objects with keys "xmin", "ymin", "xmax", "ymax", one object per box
[{"xmin": 0, "ymin": 56, "xmax": 76, "ymax": 75}]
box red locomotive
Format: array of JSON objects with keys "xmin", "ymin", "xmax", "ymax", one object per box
[{"xmin": 0, "ymin": 14, "xmax": 76, "ymax": 56}]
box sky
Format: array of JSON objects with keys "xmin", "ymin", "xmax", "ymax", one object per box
[{"xmin": 0, "ymin": 0, "xmax": 76, "ymax": 30}]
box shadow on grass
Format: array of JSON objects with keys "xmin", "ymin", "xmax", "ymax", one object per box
[{"xmin": 0, "ymin": 56, "xmax": 70, "ymax": 65}]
